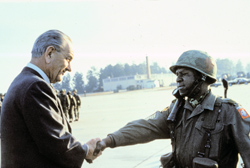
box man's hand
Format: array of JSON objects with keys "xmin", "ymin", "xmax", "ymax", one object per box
[
  {"xmin": 93, "ymin": 136, "xmax": 113, "ymax": 156},
  {"xmin": 85, "ymin": 138, "xmax": 102, "ymax": 163}
]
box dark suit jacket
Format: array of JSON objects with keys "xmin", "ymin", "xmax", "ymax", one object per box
[{"xmin": 1, "ymin": 67, "xmax": 87, "ymax": 168}]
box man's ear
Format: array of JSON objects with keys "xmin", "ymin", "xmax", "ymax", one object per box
[{"xmin": 45, "ymin": 46, "xmax": 55, "ymax": 64}]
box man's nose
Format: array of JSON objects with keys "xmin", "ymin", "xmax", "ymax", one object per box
[
  {"xmin": 176, "ymin": 75, "xmax": 182, "ymax": 82},
  {"xmin": 67, "ymin": 63, "xmax": 72, "ymax": 72}
]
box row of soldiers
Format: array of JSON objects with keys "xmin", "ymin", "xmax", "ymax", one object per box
[
  {"xmin": 0, "ymin": 93, "xmax": 5, "ymax": 114},
  {"xmin": 56, "ymin": 89, "xmax": 81, "ymax": 123}
]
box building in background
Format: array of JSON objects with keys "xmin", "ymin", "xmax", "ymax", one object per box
[{"xmin": 102, "ymin": 56, "xmax": 175, "ymax": 92}]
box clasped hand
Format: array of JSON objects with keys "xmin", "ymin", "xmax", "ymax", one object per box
[{"xmin": 85, "ymin": 137, "xmax": 112, "ymax": 163}]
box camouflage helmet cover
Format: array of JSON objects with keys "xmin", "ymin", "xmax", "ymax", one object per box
[{"xmin": 170, "ymin": 50, "xmax": 217, "ymax": 83}]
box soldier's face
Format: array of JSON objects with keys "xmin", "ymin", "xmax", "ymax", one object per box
[{"xmin": 175, "ymin": 68, "xmax": 197, "ymax": 97}]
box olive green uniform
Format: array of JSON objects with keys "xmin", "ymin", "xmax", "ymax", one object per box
[{"xmin": 109, "ymin": 91, "xmax": 250, "ymax": 168}]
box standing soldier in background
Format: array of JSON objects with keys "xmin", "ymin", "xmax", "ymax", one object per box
[
  {"xmin": 95, "ymin": 50, "xmax": 250, "ymax": 168},
  {"xmin": 55, "ymin": 90, "xmax": 60, "ymax": 98},
  {"xmin": 0, "ymin": 93, "xmax": 3, "ymax": 115},
  {"xmin": 73, "ymin": 89, "xmax": 81, "ymax": 121},
  {"xmin": 0, "ymin": 93, "xmax": 3, "ymax": 138},
  {"xmin": 222, "ymin": 75, "xmax": 229, "ymax": 98},
  {"xmin": 67, "ymin": 91, "xmax": 76, "ymax": 123},
  {"xmin": 59, "ymin": 89, "xmax": 69, "ymax": 120},
  {"xmin": 0, "ymin": 93, "xmax": 5, "ymax": 115}
]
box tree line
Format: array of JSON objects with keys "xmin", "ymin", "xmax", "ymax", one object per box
[
  {"xmin": 216, "ymin": 58, "xmax": 250, "ymax": 80},
  {"xmin": 53, "ymin": 62, "xmax": 167, "ymax": 94},
  {"xmin": 53, "ymin": 58, "xmax": 250, "ymax": 94}
]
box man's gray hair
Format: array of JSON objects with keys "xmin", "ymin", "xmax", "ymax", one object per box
[{"xmin": 31, "ymin": 30, "xmax": 71, "ymax": 58}]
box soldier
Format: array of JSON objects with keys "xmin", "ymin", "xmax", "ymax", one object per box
[
  {"xmin": 73, "ymin": 89, "xmax": 81, "ymax": 121},
  {"xmin": 95, "ymin": 50, "xmax": 250, "ymax": 168},
  {"xmin": 0, "ymin": 93, "xmax": 5, "ymax": 115},
  {"xmin": 55, "ymin": 89, "xmax": 60, "ymax": 97},
  {"xmin": 0, "ymin": 93, "xmax": 3, "ymax": 115},
  {"xmin": 0, "ymin": 93, "xmax": 3, "ymax": 137},
  {"xmin": 222, "ymin": 75, "xmax": 229, "ymax": 98},
  {"xmin": 59, "ymin": 89, "xmax": 69, "ymax": 120},
  {"xmin": 67, "ymin": 91, "xmax": 76, "ymax": 123}
]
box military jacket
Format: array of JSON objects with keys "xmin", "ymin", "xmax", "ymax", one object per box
[
  {"xmin": 110, "ymin": 91, "xmax": 250, "ymax": 168},
  {"xmin": 59, "ymin": 94, "xmax": 69, "ymax": 109},
  {"xmin": 73, "ymin": 94, "xmax": 81, "ymax": 107}
]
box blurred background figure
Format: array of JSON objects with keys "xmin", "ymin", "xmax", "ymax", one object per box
[
  {"xmin": 59, "ymin": 89, "xmax": 69, "ymax": 120},
  {"xmin": 0, "ymin": 93, "xmax": 3, "ymax": 115},
  {"xmin": 73, "ymin": 89, "xmax": 81, "ymax": 121},
  {"xmin": 0, "ymin": 93, "xmax": 4, "ymax": 138},
  {"xmin": 67, "ymin": 91, "xmax": 76, "ymax": 123},
  {"xmin": 222, "ymin": 74, "xmax": 229, "ymax": 98}
]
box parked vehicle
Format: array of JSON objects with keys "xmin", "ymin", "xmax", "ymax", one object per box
[
  {"xmin": 228, "ymin": 78, "xmax": 250, "ymax": 86},
  {"xmin": 210, "ymin": 82, "xmax": 222, "ymax": 87}
]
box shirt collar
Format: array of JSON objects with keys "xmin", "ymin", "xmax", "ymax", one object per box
[
  {"xmin": 200, "ymin": 91, "xmax": 217, "ymax": 111},
  {"xmin": 26, "ymin": 63, "xmax": 50, "ymax": 85},
  {"xmin": 183, "ymin": 91, "xmax": 217, "ymax": 119},
  {"xmin": 184, "ymin": 91, "xmax": 217, "ymax": 111}
]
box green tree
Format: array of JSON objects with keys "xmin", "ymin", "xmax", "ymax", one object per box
[
  {"xmin": 98, "ymin": 65, "xmax": 113, "ymax": 89},
  {"xmin": 53, "ymin": 82, "xmax": 62, "ymax": 91},
  {"xmin": 246, "ymin": 63, "xmax": 250, "ymax": 73},
  {"xmin": 61, "ymin": 73, "xmax": 71, "ymax": 92},
  {"xmin": 113, "ymin": 64, "xmax": 125, "ymax": 77},
  {"xmin": 73, "ymin": 72, "xmax": 85, "ymax": 94},
  {"xmin": 124, "ymin": 63, "xmax": 133, "ymax": 76},
  {"xmin": 136, "ymin": 63, "xmax": 147, "ymax": 74},
  {"xmin": 235, "ymin": 59, "xmax": 244, "ymax": 73},
  {"xmin": 86, "ymin": 67, "xmax": 99, "ymax": 92},
  {"xmin": 150, "ymin": 62, "xmax": 167, "ymax": 74},
  {"xmin": 216, "ymin": 58, "xmax": 234, "ymax": 77}
]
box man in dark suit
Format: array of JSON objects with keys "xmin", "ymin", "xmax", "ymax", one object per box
[{"xmin": 1, "ymin": 30, "xmax": 101, "ymax": 168}]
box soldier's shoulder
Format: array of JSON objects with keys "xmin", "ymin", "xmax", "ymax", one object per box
[
  {"xmin": 160, "ymin": 99, "xmax": 177, "ymax": 112},
  {"xmin": 221, "ymin": 98, "xmax": 239, "ymax": 106},
  {"xmin": 221, "ymin": 98, "xmax": 250, "ymax": 119}
]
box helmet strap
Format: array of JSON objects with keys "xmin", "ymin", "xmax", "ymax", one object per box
[{"xmin": 187, "ymin": 74, "xmax": 207, "ymax": 99}]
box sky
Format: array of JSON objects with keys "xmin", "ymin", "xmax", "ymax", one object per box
[{"xmin": 0, "ymin": 0, "xmax": 250, "ymax": 92}]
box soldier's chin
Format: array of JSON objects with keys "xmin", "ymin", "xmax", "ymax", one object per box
[{"xmin": 179, "ymin": 90, "xmax": 188, "ymax": 97}]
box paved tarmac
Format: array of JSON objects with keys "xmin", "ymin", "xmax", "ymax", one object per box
[
  {"xmin": 70, "ymin": 84, "xmax": 248, "ymax": 168},
  {"xmin": 1, "ymin": 84, "xmax": 248, "ymax": 167}
]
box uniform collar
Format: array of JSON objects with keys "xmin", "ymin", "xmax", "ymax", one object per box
[
  {"xmin": 200, "ymin": 91, "xmax": 217, "ymax": 111},
  {"xmin": 183, "ymin": 91, "xmax": 217, "ymax": 119},
  {"xmin": 26, "ymin": 63, "xmax": 50, "ymax": 85}
]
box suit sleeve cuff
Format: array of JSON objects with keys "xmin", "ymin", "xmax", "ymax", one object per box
[{"xmin": 82, "ymin": 144, "xmax": 89, "ymax": 156}]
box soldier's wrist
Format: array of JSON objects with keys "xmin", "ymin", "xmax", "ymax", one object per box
[{"xmin": 103, "ymin": 135, "xmax": 115, "ymax": 148}]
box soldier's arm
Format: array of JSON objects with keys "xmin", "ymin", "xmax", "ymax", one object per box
[
  {"xmin": 223, "ymin": 101, "xmax": 250, "ymax": 167},
  {"xmin": 99, "ymin": 105, "xmax": 173, "ymax": 150}
]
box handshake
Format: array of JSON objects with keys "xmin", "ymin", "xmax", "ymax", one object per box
[{"xmin": 85, "ymin": 136, "xmax": 112, "ymax": 163}]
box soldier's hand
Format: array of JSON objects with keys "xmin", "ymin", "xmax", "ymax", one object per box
[
  {"xmin": 93, "ymin": 136, "xmax": 113, "ymax": 156},
  {"xmin": 85, "ymin": 138, "xmax": 102, "ymax": 163}
]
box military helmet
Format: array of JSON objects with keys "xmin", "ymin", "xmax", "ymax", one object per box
[
  {"xmin": 61, "ymin": 89, "xmax": 66, "ymax": 93},
  {"xmin": 170, "ymin": 50, "xmax": 217, "ymax": 84},
  {"xmin": 73, "ymin": 89, "xmax": 77, "ymax": 92}
]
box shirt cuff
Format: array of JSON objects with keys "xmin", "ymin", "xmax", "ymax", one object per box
[{"xmin": 83, "ymin": 144, "xmax": 89, "ymax": 156}]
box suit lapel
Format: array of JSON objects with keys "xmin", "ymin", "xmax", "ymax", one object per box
[{"xmin": 24, "ymin": 67, "xmax": 73, "ymax": 133}]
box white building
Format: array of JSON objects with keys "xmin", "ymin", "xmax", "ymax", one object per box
[{"xmin": 102, "ymin": 73, "xmax": 175, "ymax": 92}]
